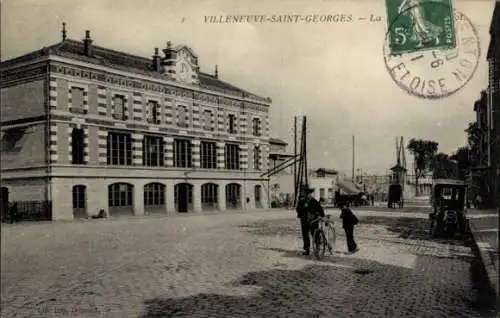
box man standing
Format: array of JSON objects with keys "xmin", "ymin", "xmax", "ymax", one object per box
[
  {"xmin": 297, "ymin": 186, "xmax": 325, "ymax": 255},
  {"xmin": 340, "ymin": 203, "xmax": 359, "ymax": 253}
]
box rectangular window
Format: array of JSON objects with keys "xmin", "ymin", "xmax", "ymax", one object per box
[
  {"xmin": 143, "ymin": 135, "xmax": 164, "ymax": 167},
  {"xmin": 225, "ymin": 143, "xmax": 240, "ymax": 170},
  {"xmin": 200, "ymin": 141, "xmax": 217, "ymax": 169},
  {"xmin": 70, "ymin": 87, "xmax": 85, "ymax": 114},
  {"xmin": 202, "ymin": 110, "xmax": 214, "ymax": 131},
  {"xmin": 177, "ymin": 105, "xmax": 189, "ymax": 128},
  {"xmin": 228, "ymin": 114, "xmax": 236, "ymax": 134},
  {"xmin": 71, "ymin": 128, "xmax": 85, "ymax": 165},
  {"xmin": 252, "ymin": 118, "xmax": 261, "ymax": 136},
  {"xmin": 174, "ymin": 139, "xmax": 192, "ymax": 168},
  {"xmin": 113, "ymin": 95, "xmax": 127, "ymax": 120},
  {"xmin": 254, "ymin": 145, "xmax": 261, "ymax": 170},
  {"xmin": 107, "ymin": 132, "xmax": 132, "ymax": 165},
  {"xmin": 146, "ymin": 100, "xmax": 160, "ymax": 124}
]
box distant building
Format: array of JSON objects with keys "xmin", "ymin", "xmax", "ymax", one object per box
[{"xmin": 267, "ymin": 138, "xmax": 338, "ymax": 205}]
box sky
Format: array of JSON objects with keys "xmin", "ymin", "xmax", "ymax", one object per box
[{"xmin": 1, "ymin": 0, "xmax": 495, "ymax": 175}]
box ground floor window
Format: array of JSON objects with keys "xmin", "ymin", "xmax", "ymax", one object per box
[
  {"xmin": 144, "ymin": 183, "xmax": 165, "ymax": 206},
  {"xmin": 201, "ymin": 183, "xmax": 218, "ymax": 209},
  {"xmin": 108, "ymin": 183, "xmax": 133, "ymax": 207},
  {"xmin": 226, "ymin": 183, "xmax": 241, "ymax": 209},
  {"xmin": 255, "ymin": 185, "xmax": 262, "ymax": 208},
  {"xmin": 72, "ymin": 185, "xmax": 86, "ymax": 209}
]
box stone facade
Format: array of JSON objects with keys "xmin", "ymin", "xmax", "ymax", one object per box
[
  {"xmin": 487, "ymin": 3, "xmax": 500, "ymax": 207},
  {"xmin": 1, "ymin": 30, "xmax": 271, "ymax": 220}
]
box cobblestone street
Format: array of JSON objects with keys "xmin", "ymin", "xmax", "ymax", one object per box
[{"xmin": 1, "ymin": 209, "xmax": 498, "ymax": 317}]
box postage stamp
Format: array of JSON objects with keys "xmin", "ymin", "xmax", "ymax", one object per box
[
  {"xmin": 383, "ymin": 0, "xmax": 481, "ymax": 99},
  {"xmin": 385, "ymin": 0, "xmax": 456, "ymax": 55}
]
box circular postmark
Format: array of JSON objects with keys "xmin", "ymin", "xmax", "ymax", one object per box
[{"xmin": 383, "ymin": 1, "xmax": 481, "ymax": 99}]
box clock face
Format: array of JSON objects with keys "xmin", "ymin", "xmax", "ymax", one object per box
[{"xmin": 178, "ymin": 61, "xmax": 190, "ymax": 82}]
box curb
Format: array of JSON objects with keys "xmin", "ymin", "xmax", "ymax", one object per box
[{"xmin": 467, "ymin": 221, "xmax": 499, "ymax": 299}]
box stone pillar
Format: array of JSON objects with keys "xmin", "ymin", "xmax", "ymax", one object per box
[
  {"xmin": 239, "ymin": 143, "xmax": 248, "ymax": 170},
  {"xmin": 216, "ymin": 142, "xmax": 225, "ymax": 169},
  {"xmin": 165, "ymin": 180, "xmax": 176, "ymax": 215},
  {"xmin": 218, "ymin": 182, "xmax": 226, "ymax": 212},
  {"xmin": 192, "ymin": 182, "xmax": 202, "ymax": 213},
  {"xmin": 97, "ymin": 85, "xmax": 108, "ymax": 116},
  {"xmin": 49, "ymin": 123, "xmax": 58, "ymax": 164},
  {"xmin": 133, "ymin": 183, "xmax": 144, "ymax": 216},
  {"xmin": 164, "ymin": 137, "xmax": 174, "ymax": 167},
  {"xmin": 97, "ymin": 129, "xmax": 108, "ymax": 165},
  {"xmin": 87, "ymin": 179, "xmax": 108, "ymax": 217},
  {"xmin": 51, "ymin": 178, "xmax": 73, "ymax": 221},
  {"xmin": 192, "ymin": 139, "xmax": 201, "ymax": 169},
  {"xmin": 192, "ymin": 104, "xmax": 200, "ymax": 130},
  {"xmin": 131, "ymin": 133, "xmax": 143, "ymax": 165}
]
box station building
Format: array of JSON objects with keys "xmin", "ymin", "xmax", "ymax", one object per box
[{"xmin": 0, "ymin": 27, "xmax": 271, "ymax": 220}]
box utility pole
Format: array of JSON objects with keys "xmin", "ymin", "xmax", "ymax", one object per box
[
  {"xmin": 352, "ymin": 135, "xmax": 355, "ymax": 182},
  {"xmin": 293, "ymin": 116, "xmax": 297, "ymax": 202}
]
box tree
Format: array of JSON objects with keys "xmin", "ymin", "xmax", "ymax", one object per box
[
  {"xmin": 407, "ymin": 138, "xmax": 439, "ymax": 196},
  {"xmin": 450, "ymin": 146, "xmax": 471, "ymax": 180},
  {"xmin": 432, "ymin": 152, "xmax": 458, "ymax": 179}
]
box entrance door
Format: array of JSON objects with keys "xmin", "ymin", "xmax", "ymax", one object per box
[
  {"xmin": 0, "ymin": 187, "xmax": 8, "ymax": 222},
  {"xmin": 175, "ymin": 183, "xmax": 192, "ymax": 213}
]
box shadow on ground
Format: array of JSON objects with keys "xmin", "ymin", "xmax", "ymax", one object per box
[
  {"xmin": 139, "ymin": 256, "xmax": 496, "ymax": 318},
  {"xmin": 359, "ymin": 216, "xmax": 474, "ymax": 247}
]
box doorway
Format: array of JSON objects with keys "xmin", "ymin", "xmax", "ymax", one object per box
[{"xmin": 175, "ymin": 183, "xmax": 193, "ymax": 213}]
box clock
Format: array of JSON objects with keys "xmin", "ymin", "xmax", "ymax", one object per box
[{"xmin": 178, "ymin": 61, "xmax": 190, "ymax": 82}]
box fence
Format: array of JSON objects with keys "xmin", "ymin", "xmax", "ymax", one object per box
[{"xmin": 1, "ymin": 201, "xmax": 52, "ymax": 222}]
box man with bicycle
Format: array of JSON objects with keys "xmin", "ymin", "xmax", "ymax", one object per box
[{"xmin": 297, "ymin": 185, "xmax": 325, "ymax": 255}]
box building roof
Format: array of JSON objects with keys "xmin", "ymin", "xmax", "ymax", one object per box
[
  {"xmin": 0, "ymin": 38, "xmax": 270, "ymax": 103},
  {"xmin": 487, "ymin": 2, "xmax": 499, "ymax": 59},
  {"xmin": 269, "ymin": 138, "xmax": 288, "ymax": 146},
  {"xmin": 390, "ymin": 164, "xmax": 407, "ymax": 171},
  {"xmin": 337, "ymin": 180, "xmax": 361, "ymax": 195},
  {"xmin": 315, "ymin": 168, "xmax": 338, "ymax": 175}
]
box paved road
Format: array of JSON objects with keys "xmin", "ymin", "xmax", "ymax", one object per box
[{"xmin": 1, "ymin": 209, "xmax": 498, "ymax": 317}]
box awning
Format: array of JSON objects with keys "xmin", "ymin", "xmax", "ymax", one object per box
[{"xmin": 337, "ymin": 180, "xmax": 361, "ymax": 195}]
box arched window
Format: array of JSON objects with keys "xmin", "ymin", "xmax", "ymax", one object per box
[
  {"xmin": 108, "ymin": 183, "xmax": 133, "ymax": 207},
  {"xmin": 226, "ymin": 183, "xmax": 241, "ymax": 209},
  {"xmin": 144, "ymin": 183, "xmax": 165, "ymax": 206},
  {"xmin": 201, "ymin": 183, "xmax": 218, "ymax": 210}
]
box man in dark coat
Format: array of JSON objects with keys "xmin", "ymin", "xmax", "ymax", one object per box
[
  {"xmin": 297, "ymin": 186, "xmax": 325, "ymax": 255},
  {"xmin": 340, "ymin": 202, "xmax": 359, "ymax": 253}
]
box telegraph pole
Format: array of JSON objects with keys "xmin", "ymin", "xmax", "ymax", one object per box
[{"xmin": 352, "ymin": 135, "xmax": 355, "ymax": 182}]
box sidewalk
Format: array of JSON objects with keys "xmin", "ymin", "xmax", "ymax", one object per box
[{"xmin": 467, "ymin": 208, "xmax": 499, "ymax": 298}]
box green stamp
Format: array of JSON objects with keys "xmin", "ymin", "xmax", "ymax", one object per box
[{"xmin": 385, "ymin": 0, "xmax": 456, "ymax": 55}]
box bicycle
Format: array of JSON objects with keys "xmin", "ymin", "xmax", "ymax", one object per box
[{"xmin": 309, "ymin": 214, "xmax": 336, "ymax": 260}]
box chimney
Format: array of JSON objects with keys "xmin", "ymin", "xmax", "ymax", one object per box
[
  {"xmin": 152, "ymin": 48, "xmax": 162, "ymax": 72},
  {"xmin": 83, "ymin": 30, "xmax": 93, "ymax": 57},
  {"xmin": 62, "ymin": 22, "xmax": 67, "ymax": 41},
  {"xmin": 214, "ymin": 64, "xmax": 219, "ymax": 79}
]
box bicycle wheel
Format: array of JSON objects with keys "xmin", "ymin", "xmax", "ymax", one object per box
[
  {"xmin": 312, "ymin": 229, "xmax": 326, "ymax": 260},
  {"xmin": 325, "ymin": 225, "xmax": 336, "ymax": 254}
]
